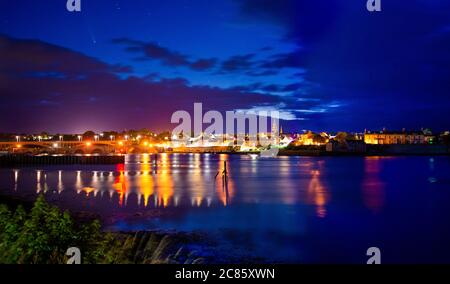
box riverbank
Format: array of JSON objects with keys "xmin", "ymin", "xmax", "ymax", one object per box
[
  {"xmin": 0, "ymin": 154, "xmax": 124, "ymax": 166},
  {"xmin": 278, "ymin": 144, "xmax": 450, "ymax": 156},
  {"xmin": 1, "ymin": 144, "xmax": 449, "ymax": 166},
  {"xmin": 0, "ymin": 194, "xmax": 265, "ymax": 264},
  {"xmin": 162, "ymin": 144, "xmax": 450, "ymax": 156}
]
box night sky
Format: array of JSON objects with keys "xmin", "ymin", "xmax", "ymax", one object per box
[{"xmin": 0, "ymin": 0, "xmax": 449, "ymax": 133}]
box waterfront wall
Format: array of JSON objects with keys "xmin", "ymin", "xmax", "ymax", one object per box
[
  {"xmin": 367, "ymin": 145, "xmax": 450, "ymax": 155},
  {"xmin": 0, "ymin": 155, "xmax": 125, "ymax": 166},
  {"xmin": 170, "ymin": 146, "xmax": 234, "ymax": 153},
  {"xmin": 279, "ymin": 144, "xmax": 450, "ymax": 156}
]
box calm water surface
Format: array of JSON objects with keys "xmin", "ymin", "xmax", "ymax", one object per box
[{"xmin": 1, "ymin": 154, "xmax": 450, "ymax": 263}]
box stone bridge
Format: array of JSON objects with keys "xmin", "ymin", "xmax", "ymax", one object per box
[{"xmin": 0, "ymin": 141, "xmax": 130, "ymax": 155}]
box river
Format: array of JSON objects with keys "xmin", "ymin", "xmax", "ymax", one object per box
[{"xmin": 1, "ymin": 154, "xmax": 450, "ymax": 263}]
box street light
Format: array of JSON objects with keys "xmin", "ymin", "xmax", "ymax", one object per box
[
  {"xmin": 124, "ymin": 135, "xmax": 129, "ymax": 141},
  {"xmin": 136, "ymin": 135, "xmax": 141, "ymax": 141},
  {"xmin": 38, "ymin": 136, "xmax": 42, "ymax": 142},
  {"xmin": 110, "ymin": 135, "xmax": 114, "ymax": 141},
  {"xmin": 77, "ymin": 135, "xmax": 82, "ymax": 141},
  {"xmin": 94, "ymin": 135, "xmax": 99, "ymax": 141},
  {"xmin": 59, "ymin": 135, "xmax": 63, "ymax": 141},
  {"xmin": 15, "ymin": 136, "xmax": 20, "ymax": 142}
]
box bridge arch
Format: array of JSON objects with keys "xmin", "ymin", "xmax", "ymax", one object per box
[
  {"xmin": 0, "ymin": 141, "xmax": 121, "ymax": 155},
  {"xmin": 74, "ymin": 149, "xmax": 85, "ymax": 155},
  {"xmin": 91, "ymin": 148, "xmax": 105, "ymax": 155},
  {"xmin": 20, "ymin": 143, "xmax": 52, "ymax": 149}
]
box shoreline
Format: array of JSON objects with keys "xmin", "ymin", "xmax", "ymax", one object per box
[
  {"xmin": 0, "ymin": 193, "xmax": 268, "ymax": 264},
  {"xmin": 1, "ymin": 143, "xmax": 449, "ymax": 163}
]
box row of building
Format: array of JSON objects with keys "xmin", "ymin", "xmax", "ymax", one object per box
[
  {"xmin": 285, "ymin": 129, "xmax": 450, "ymax": 154},
  {"xmin": 363, "ymin": 130, "xmax": 436, "ymax": 145},
  {"xmin": 290, "ymin": 129, "xmax": 444, "ymax": 146}
]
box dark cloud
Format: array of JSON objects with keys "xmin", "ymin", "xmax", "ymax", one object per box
[
  {"xmin": 142, "ymin": 43, "xmax": 189, "ymax": 66},
  {"xmin": 0, "ymin": 35, "xmax": 321, "ymax": 133},
  {"xmin": 0, "ymin": 35, "xmax": 132, "ymax": 77},
  {"xmin": 190, "ymin": 58, "xmax": 218, "ymax": 71},
  {"xmin": 227, "ymin": 83, "xmax": 262, "ymax": 93},
  {"xmin": 217, "ymin": 51, "xmax": 307, "ymax": 76},
  {"xmin": 260, "ymin": 49, "xmax": 306, "ymax": 69},
  {"xmin": 261, "ymin": 83, "xmax": 303, "ymax": 93},
  {"xmin": 113, "ymin": 38, "xmax": 218, "ymax": 72},
  {"xmin": 220, "ymin": 53, "xmax": 255, "ymax": 72},
  {"xmin": 114, "ymin": 38, "xmax": 303, "ymax": 77},
  {"xmin": 245, "ymin": 69, "xmax": 278, "ymax": 77}
]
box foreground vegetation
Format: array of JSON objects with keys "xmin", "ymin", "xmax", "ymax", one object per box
[
  {"xmin": 0, "ymin": 195, "xmax": 121, "ymax": 263},
  {"xmin": 0, "ymin": 195, "xmax": 209, "ymax": 264}
]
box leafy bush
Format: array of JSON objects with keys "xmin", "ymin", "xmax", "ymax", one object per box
[{"xmin": 0, "ymin": 195, "xmax": 121, "ymax": 264}]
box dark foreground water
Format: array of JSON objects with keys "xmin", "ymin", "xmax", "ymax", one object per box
[{"xmin": 1, "ymin": 154, "xmax": 450, "ymax": 263}]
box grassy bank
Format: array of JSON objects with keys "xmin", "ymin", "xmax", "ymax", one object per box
[
  {"xmin": 0, "ymin": 195, "xmax": 212, "ymax": 264},
  {"xmin": 0, "ymin": 194, "xmax": 265, "ymax": 264}
]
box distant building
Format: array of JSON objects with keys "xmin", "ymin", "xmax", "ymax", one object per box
[
  {"xmin": 293, "ymin": 131, "xmax": 328, "ymax": 146},
  {"xmin": 364, "ymin": 130, "xmax": 434, "ymax": 145}
]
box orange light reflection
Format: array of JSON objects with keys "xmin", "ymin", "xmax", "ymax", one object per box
[
  {"xmin": 113, "ymin": 163, "xmax": 127, "ymax": 206},
  {"xmin": 307, "ymin": 169, "xmax": 330, "ymax": 218}
]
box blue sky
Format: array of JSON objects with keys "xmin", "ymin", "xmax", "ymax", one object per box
[{"xmin": 0, "ymin": 0, "xmax": 449, "ymax": 133}]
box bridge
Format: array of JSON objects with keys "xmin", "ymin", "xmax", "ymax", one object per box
[{"xmin": 0, "ymin": 140, "xmax": 131, "ymax": 155}]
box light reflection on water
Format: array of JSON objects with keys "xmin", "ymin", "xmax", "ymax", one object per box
[
  {"xmin": 361, "ymin": 157, "xmax": 385, "ymax": 214},
  {"xmin": 2, "ymin": 154, "xmax": 450, "ymax": 263},
  {"xmin": 4, "ymin": 154, "xmax": 282, "ymax": 210}
]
